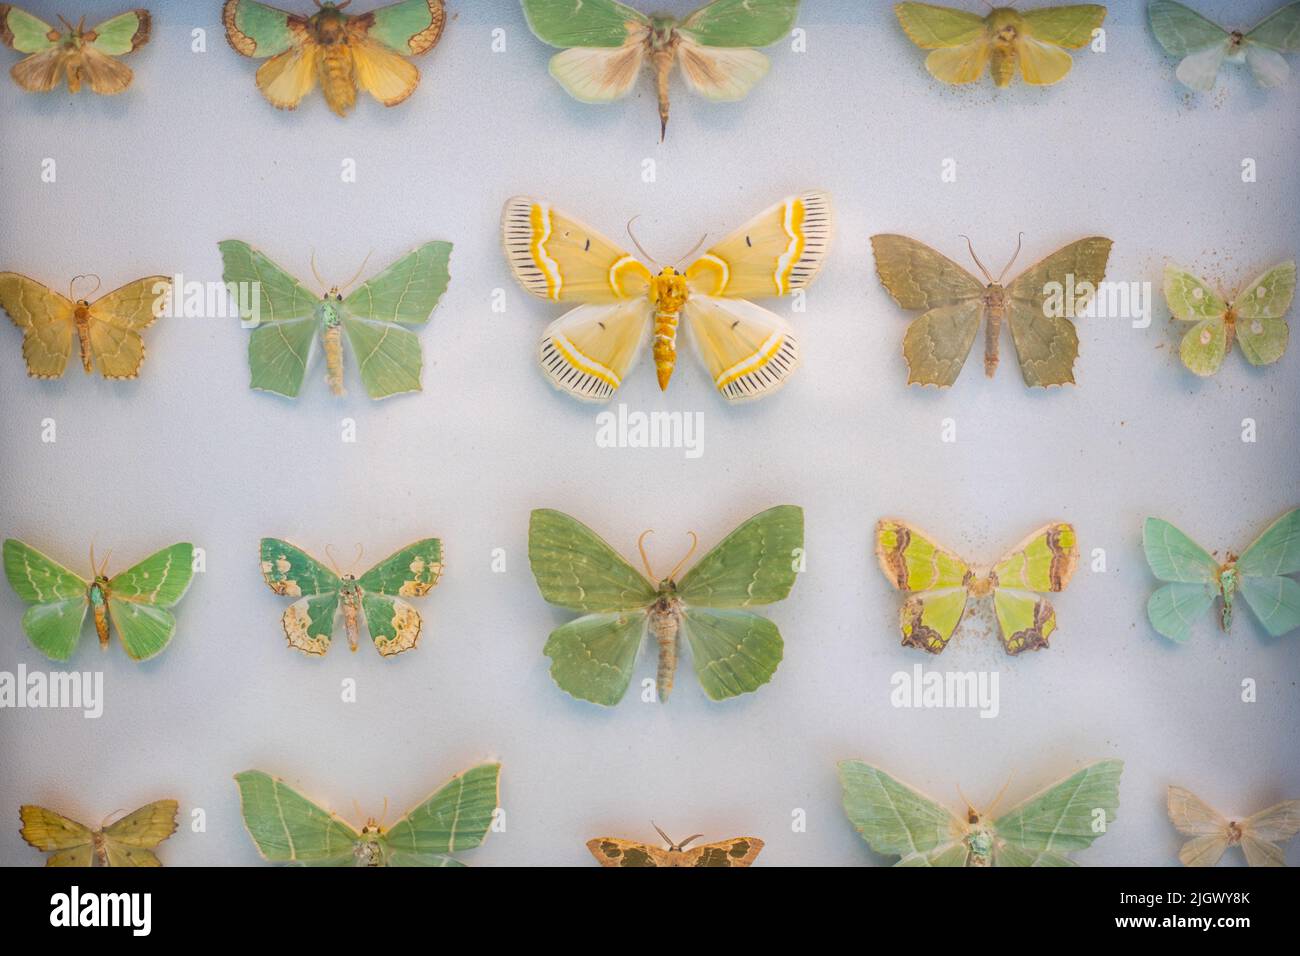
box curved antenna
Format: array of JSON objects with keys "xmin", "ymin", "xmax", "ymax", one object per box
[
  {"xmin": 651, "ymin": 821, "xmax": 673, "ymax": 847},
  {"xmin": 956, "ymin": 782, "xmax": 975, "ymax": 816},
  {"xmin": 350, "ymin": 543, "xmax": 364, "ymax": 574},
  {"xmin": 626, "ymin": 217, "xmax": 660, "ymax": 268},
  {"xmin": 324, "ymin": 544, "xmax": 343, "ymax": 577},
  {"xmin": 996, "ymin": 232, "xmax": 1025, "ymax": 284},
  {"xmin": 68, "ymin": 273, "xmax": 102, "ymax": 301},
  {"xmin": 674, "ymin": 233, "xmax": 709, "ymax": 268},
  {"xmin": 89, "ymin": 540, "xmax": 96, "ymax": 578},
  {"xmin": 664, "ymin": 532, "xmax": 699, "ymax": 582},
  {"xmin": 338, "ymin": 252, "xmax": 373, "ymax": 296},
  {"xmin": 959, "ymin": 235, "xmax": 993, "ymax": 284},
  {"xmin": 100, "ymin": 808, "xmax": 127, "ymax": 829},
  {"xmin": 984, "ymin": 771, "xmax": 1015, "ymax": 817},
  {"xmin": 310, "ymin": 250, "xmax": 327, "ymax": 291},
  {"xmin": 58, "ymin": 13, "xmax": 74, "ymax": 32},
  {"xmin": 637, "ymin": 530, "xmax": 658, "ymax": 581}
]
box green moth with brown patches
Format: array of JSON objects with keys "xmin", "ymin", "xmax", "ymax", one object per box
[
  {"xmin": 588, "ymin": 824, "xmax": 763, "ymax": 867},
  {"xmin": 871, "ymin": 233, "xmax": 1112, "ymax": 387},
  {"xmin": 528, "ymin": 505, "xmax": 803, "ymax": 705},
  {"xmin": 1163, "ymin": 260, "xmax": 1294, "ymax": 376},
  {"xmin": 258, "ymin": 537, "xmax": 443, "ymax": 657},
  {"xmin": 875, "ymin": 519, "xmax": 1079, "ymax": 654}
]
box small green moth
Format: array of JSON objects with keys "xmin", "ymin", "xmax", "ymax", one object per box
[
  {"xmin": 219, "ymin": 239, "xmax": 452, "ymax": 400},
  {"xmin": 1143, "ymin": 509, "xmax": 1300, "ymax": 643},
  {"xmin": 3, "ymin": 539, "xmax": 194, "ymax": 662},
  {"xmin": 520, "ymin": 0, "xmax": 800, "ymax": 140},
  {"xmin": 528, "ymin": 506, "xmax": 802, "ymax": 705},
  {"xmin": 0, "ymin": 5, "xmax": 151, "ymax": 94},
  {"xmin": 235, "ymin": 763, "xmax": 499, "ymax": 867},
  {"xmin": 259, "ymin": 537, "xmax": 443, "ymax": 657},
  {"xmin": 838, "ymin": 759, "xmax": 1123, "ymax": 866},
  {"xmin": 1149, "ymin": 1, "xmax": 1300, "ymax": 91},
  {"xmin": 1163, "ymin": 261, "xmax": 1295, "ymax": 376}
]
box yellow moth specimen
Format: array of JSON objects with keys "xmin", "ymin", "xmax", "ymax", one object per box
[
  {"xmin": 503, "ymin": 192, "xmax": 832, "ymax": 402},
  {"xmin": 20, "ymin": 801, "xmax": 178, "ymax": 866},
  {"xmin": 588, "ymin": 824, "xmax": 763, "ymax": 867},
  {"xmin": 1167, "ymin": 787, "xmax": 1300, "ymax": 866},
  {"xmin": 0, "ymin": 272, "xmax": 171, "ymax": 379}
]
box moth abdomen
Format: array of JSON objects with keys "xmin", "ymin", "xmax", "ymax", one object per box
[
  {"xmin": 650, "ymin": 602, "xmax": 681, "ymax": 701},
  {"xmin": 323, "ymin": 324, "xmax": 346, "ymax": 396}
]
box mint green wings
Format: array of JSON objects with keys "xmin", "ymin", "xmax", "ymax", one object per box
[
  {"xmin": 4, "ymin": 539, "xmax": 89, "ymax": 661},
  {"xmin": 1143, "ymin": 517, "xmax": 1221, "ymax": 643},
  {"xmin": 235, "ymin": 770, "xmax": 364, "ymax": 865},
  {"xmin": 520, "ymin": 0, "xmax": 649, "ymax": 46},
  {"xmin": 89, "ymin": 10, "xmax": 152, "ymax": 55},
  {"xmin": 680, "ymin": 0, "xmax": 800, "ymax": 47},
  {"xmin": 1236, "ymin": 508, "xmax": 1300, "ymax": 637},
  {"xmin": 991, "ymin": 759, "xmax": 1123, "ymax": 864},
  {"xmin": 366, "ymin": 0, "xmax": 447, "ymax": 56},
  {"xmin": 235, "ymin": 764, "xmax": 499, "ymax": 867},
  {"xmin": 0, "ymin": 6, "xmax": 59, "ymax": 52},
  {"xmin": 838, "ymin": 761, "xmax": 962, "ymax": 864},
  {"xmin": 1150, "ymin": 1, "xmax": 1300, "ymax": 90},
  {"xmin": 380, "ymin": 763, "xmax": 500, "ymax": 866},
  {"xmin": 3, "ymin": 539, "xmax": 193, "ymax": 662},
  {"xmin": 340, "ymin": 241, "xmax": 452, "ymax": 399},
  {"xmin": 1164, "ymin": 261, "xmax": 1294, "ymax": 375},
  {"xmin": 528, "ymin": 509, "xmax": 658, "ymax": 612}
]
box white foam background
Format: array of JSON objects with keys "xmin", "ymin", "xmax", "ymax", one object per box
[{"xmin": 0, "ymin": 0, "xmax": 1297, "ymax": 866}]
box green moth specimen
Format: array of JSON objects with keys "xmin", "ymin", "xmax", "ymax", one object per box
[
  {"xmin": 259, "ymin": 537, "xmax": 443, "ymax": 657},
  {"xmin": 1149, "ymin": 1, "xmax": 1300, "ymax": 91},
  {"xmin": 528, "ymin": 505, "xmax": 803, "ymax": 705},
  {"xmin": 871, "ymin": 233, "xmax": 1112, "ymax": 387},
  {"xmin": 1163, "ymin": 260, "xmax": 1294, "ymax": 376},
  {"xmin": 0, "ymin": 5, "xmax": 150, "ymax": 94},
  {"xmin": 219, "ymin": 239, "xmax": 452, "ymax": 399},
  {"xmin": 520, "ymin": 0, "xmax": 800, "ymax": 140},
  {"xmin": 235, "ymin": 763, "xmax": 499, "ymax": 866},
  {"xmin": 838, "ymin": 758, "xmax": 1123, "ymax": 866},
  {"xmin": 3, "ymin": 539, "xmax": 194, "ymax": 662},
  {"xmin": 1143, "ymin": 508, "xmax": 1300, "ymax": 643}
]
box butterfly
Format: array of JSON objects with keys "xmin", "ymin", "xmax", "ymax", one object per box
[
  {"xmin": 875, "ymin": 519, "xmax": 1079, "ymax": 655},
  {"xmin": 521, "ymin": 0, "xmax": 800, "ymax": 140},
  {"xmin": 588, "ymin": 824, "xmax": 764, "ymax": 867},
  {"xmin": 219, "ymin": 239, "xmax": 451, "ymax": 400},
  {"xmin": 839, "ymin": 758, "xmax": 1123, "ymax": 866},
  {"xmin": 1149, "ymin": 1, "xmax": 1300, "ymax": 91},
  {"xmin": 1167, "ymin": 786, "xmax": 1300, "ymax": 867},
  {"xmin": 871, "ymin": 233, "xmax": 1112, "ymax": 387},
  {"xmin": 1163, "ymin": 261, "xmax": 1295, "ymax": 376},
  {"xmin": 2, "ymin": 540, "xmax": 194, "ymax": 662},
  {"xmin": 258, "ymin": 537, "xmax": 443, "ymax": 657},
  {"xmin": 221, "ymin": 0, "xmax": 446, "ymax": 116},
  {"xmin": 0, "ymin": 272, "xmax": 171, "ymax": 380},
  {"xmin": 503, "ymin": 193, "xmax": 831, "ymax": 402},
  {"xmin": 0, "ymin": 5, "xmax": 150, "ymax": 93},
  {"xmin": 1143, "ymin": 509, "xmax": 1300, "ymax": 643},
  {"xmin": 20, "ymin": 800, "xmax": 178, "ymax": 867},
  {"xmin": 528, "ymin": 506, "xmax": 802, "ymax": 705},
  {"xmin": 235, "ymin": 763, "xmax": 499, "ymax": 866},
  {"xmin": 893, "ymin": 2, "xmax": 1106, "ymax": 87}
]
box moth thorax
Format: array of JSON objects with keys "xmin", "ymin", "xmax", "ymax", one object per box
[
  {"xmin": 649, "ymin": 17, "xmax": 679, "ymax": 48},
  {"xmin": 966, "ymin": 827, "xmax": 995, "ymax": 865},
  {"xmin": 966, "ymin": 571, "xmax": 995, "ymax": 599},
  {"xmin": 651, "ymin": 269, "xmax": 688, "ymax": 313},
  {"xmin": 1227, "ymin": 821, "xmax": 1243, "ymax": 845}
]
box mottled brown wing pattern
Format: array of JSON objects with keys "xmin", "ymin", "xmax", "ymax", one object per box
[{"xmin": 587, "ymin": 836, "xmax": 763, "ymax": 867}]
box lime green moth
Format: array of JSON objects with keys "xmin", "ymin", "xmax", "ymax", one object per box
[
  {"xmin": 219, "ymin": 239, "xmax": 452, "ymax": 399},
  {"xmin": 3, "ymin": 539, "xmax": 194, "ymax": 662},
  {"xmin": 235, "ymin": 763, "xmax": 499, "ymax": 867},
  {"xmin": 528, "ymin": 505, "xmax": 803, "ymax": 705}
]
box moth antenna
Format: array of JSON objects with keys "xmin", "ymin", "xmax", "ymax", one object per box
[
  {"xmin": 985, "ymin": 771, "xmax": 1015, "ymax": 817},
  {"xmin": 626, "ymin": 218, "xmax": 660, "ymax": 268},
  {"xmin": 77, "ymin": 15, "xmax": 86, "ymax": 34},
  {"xmin": 674, "ymin": 233, "xmax": 709, "ymax": 268},
  {"xmin": 997, "ymin": 232, "xmax": 1025, "ymax": 284},
  {"xmin": 380, "ymin": 796, "xmax": 388, "ymax": 828},
  {"xmin": 664, "ymin": 532, "xmax": 699, "ymax": 582},
  {"xmin": 338, "ymin": 0, "xmax": 352, "ymax": 9},
  {"xmin": 99, "ymin": 549, "xmax": 113, "ymax": 576},
  {"xmin": 677, "ymin": 833, "xmax": 705, "ymax": 850},
  {"xmin": 324, "ymin": 544, "xmax": 343, "ymax": 577},
  {"xmin": 651, "ymin": 821, "xmax": 674, "ymax": 848},
  {"xmin": 956, "ymin": 782, "xmax": 975, "ymax": 816},
  {"xmin": 69, "ymin": 274, "xmax": 101, "ymax": 301},
  {"xmin": 89, "ymin": 540, "xmax": 96, "ymax": 578},
  {"xmin": 351, "ymin": 543, "xmax": 364, "ymax": 573},
  {"xmin": 339, "ymin": 252, "xmax": 373, "ymax": 296},
  {"xmin": 959, "ymin": 235, "xmax": 994, "ymax": 284},
  {"xmin": 100, "ymin": 808, "xmax": 126, "ymax": 829},
  {"xmin": 58, "ymin": 14, "xmax": 74, "ymax": 32},
  {"xmin": 637, "ymin": 530, "xmax": 658, "ymax": 581},
  {"xmin": 310, "ymin": 250, "xmax": 327, "ymax": 292}
]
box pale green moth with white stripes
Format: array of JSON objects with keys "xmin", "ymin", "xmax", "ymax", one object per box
[
  {"xmin": 3, "ymin": 539, "xmax": 194, "ymax": 662},
  {"xmin": 219, "ymin": 239, "xmax": 452, "ymax": 399},
  {"xmin": 838, "ymin": 759, "xmax": 1123, "ymax": 866},
  {"xmin": 1143, "ymin": 508, "xmax": 1300, "ymax": 642},
  {"xmin": 234, "ymin": 763, "xmax": 500, "ymax": 867},
  {"xmin": 528, "ymin": 505, "xmax": 803, "ymax": 705},
  {"xmin": 1149, "ymin": 1, "xmax": 1300, "ymax": 91}
]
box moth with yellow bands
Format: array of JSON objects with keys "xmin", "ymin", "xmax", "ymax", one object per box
[
  {"xmin": 502, "ymin": 192, "xmax": 832, "ymax": 402},
  {"xmin": 875, "ymin": 519, "xmax": 1079, "ymax": 655},
  {"xmin": 588, "ymin": 825, "xmax": 763, "ymax": 867}
]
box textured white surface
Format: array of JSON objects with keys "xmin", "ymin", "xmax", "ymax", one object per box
[{"xmin": 0, "ymin": 0, "xmax": 1297, "ymax": 867}]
